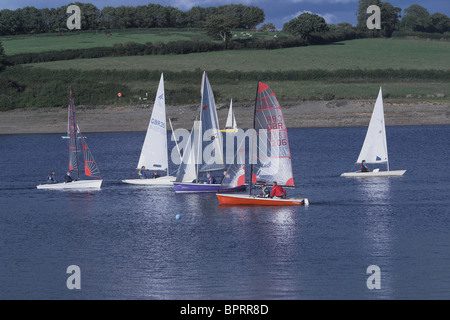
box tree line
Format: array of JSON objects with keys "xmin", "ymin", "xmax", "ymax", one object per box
[
  {"xmin": 0, "ymin": 2, "xmax": 264, "ymax": 35},
  {"xmin": 283, "ymin": 1, "xmax": 450, "ymax": 41}
]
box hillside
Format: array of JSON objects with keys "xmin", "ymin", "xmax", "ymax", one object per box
[{"xmin": 0, "ymin": 32, "xmax": 449, "ymax": 133}]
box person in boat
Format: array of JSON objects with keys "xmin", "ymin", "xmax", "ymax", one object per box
[
  {"xmin": 152, "ymin": 171, "xmax": 160, "ymax": 179},
  {"xmin": 64, "ymin": 172, "xmax": 73, "ymax": 183},
  {"xmin": 138, "ymin": 166, "xmax": 148, "ymax": 179},
  {"xmin": 270, "ymin": 181, "xmax": 287, "ymax": 199},
  {"xmin": 258, "ymin": 182, "xmax": 270, "ymax": 198},
  {"xmin": 206, "ymin": 173, "xmax": 216, "ymax": 184},
  {"xmin": 360, "ymin": 160, "xmax": 370, "ymax": 172},
  {"xmin": 47, "ymin": 170, "xmax": 57, "ymax": 184},
  {"xmin": 220, "ymin": 171, "xmax": 228, "ymax": 184}
]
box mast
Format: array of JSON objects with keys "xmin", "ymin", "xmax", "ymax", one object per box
[
  {"xmin": 249, "ymin": 81, "xmax": 259, "ymax": 196},
  {"xmin": 196, "ymin": 72, "xmax": 205, "ymax": 182},
  {"xmin": 68, "ymin": 91, "xmax": 80, "ymax": 180},
  {"xmin": 380, "ymin": 87, "xmax": 390, "ymax": 172}
]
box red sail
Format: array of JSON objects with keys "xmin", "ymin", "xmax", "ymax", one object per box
[
  {"xmin": 252, "ymin": 82, "xmax": 294, "ymax": 186},
  {"xmin": 67, "ymin": 91, "xmax": 101, "ymax": 179}
]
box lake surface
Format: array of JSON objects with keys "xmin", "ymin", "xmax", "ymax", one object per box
[{"xmin": 0, "ymin": 125, "xmax": 449, "ymax": 300}]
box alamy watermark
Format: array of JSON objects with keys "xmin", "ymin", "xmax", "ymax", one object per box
[
  {"xmin": 66, "ymin": 5, "xmax": 81, "ymax": 30},
  {"xmin": 66, "ymin": 265, "xmax": 81, "ymax": 290},
  {"xmin": 170, "ymin": 126, "xmax": 286, "ymax": 167},
  {"xmin": 366, "ymin": 5, "xmax": 381, "ymax": 30},
  {"xmin": 366, "ymin": 265, "xmax": 381, "ymax": 290}
]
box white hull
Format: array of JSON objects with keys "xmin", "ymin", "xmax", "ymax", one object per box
[
  {"xmin": 341, "ymin": 170, "xmax": 406, "ymax": 177},
  {"xmin": 37, "ymin": 179, "xmax": 102, "ymax": 190},
  {"xmin": 122, "ymin": 175, "xmax": 175, "ymax": 186}
]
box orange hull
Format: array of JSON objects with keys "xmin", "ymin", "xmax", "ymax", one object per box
[{"xmin": 217, "ymin": 194, "xmax": 308, "ymax": 206}]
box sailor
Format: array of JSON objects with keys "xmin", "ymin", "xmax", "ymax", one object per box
[
  {"xmin": 360, "ymin": 160, "xmax": 370, "ymax": 172},
  {"xmin": 206, "ymin": 172, "xmax": 216, "ymax": 184},
  {"xmin": 270, "ymin": 181, "xmax": 286, "ymax": 199},
  {"xmin": 64, "ymin": 172, "xmax": 73, "ymax": 183},
  {"xmin": 138, "ymin": 166, "xmax": 148, "ymax": 179},
  {"xmin": 47, "ymin": 170, "xmax": 57, "ymax": 184},
  {"xmin": 258, "ymin": 182, "xmax": 270, "ymax": 198}
]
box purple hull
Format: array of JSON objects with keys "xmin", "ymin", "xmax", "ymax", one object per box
[{"xmin": 173, "ymin": 183, "xmax": 246, "ymax": 194}]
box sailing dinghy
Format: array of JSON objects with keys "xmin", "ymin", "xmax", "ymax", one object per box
[
  {"xmin": 37, "ymin": 92, "xmax": 102, "ymax": 190},
  {"xmin": 122, "ymin": 74, "xmax": 177, "ymax": 186},
  {"xmin": 173, "ymin": 72, "xmax": 245, "ymax": 193},
  {"xmin": 220, "ymin": 99, "xmax": 238, "ymax": 133},
  {"xmin": 341, "ymin": 87, "xmax": 406, "ymax": 177},
  {"xmin": 217, "ymin": 82, "xmax": 308, "ymax": 206}
]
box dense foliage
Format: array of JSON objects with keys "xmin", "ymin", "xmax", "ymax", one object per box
[
  {"xmin": 283, "ymin": 13, "xmax": 329, "ymax": 41},
  {"xmin": 1, "ymin": 66, "xmax": 448, "ymax": 111},
  {"xmin": 0, "ymin": 3, "xmax": 265, "ymax": 35},
  {"xmin": 0, "ymin": 42, "xmax": 7, "ymax": 72},
  {"xmin": 6, "ymin": 36, "xmax": 310, "ymax": 65}
]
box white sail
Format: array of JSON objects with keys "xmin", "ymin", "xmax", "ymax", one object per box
[
  {"xmin": 356, "ymin": 87, "xmax": 388, "ymax": 166},
  {"xmin": 175, "ymin": 121, "xmax": 200, "ymax": 183},
  {"xmin": 137, "ymin": 73, "xmax": 168, "ymax": 172},
  {"xmin": 225, "ymin": 99, "xmax": 237, "ymax": 129},
  {"xmin": 199, "ymin": 71, "xmax": 225, "ymax": 173}
]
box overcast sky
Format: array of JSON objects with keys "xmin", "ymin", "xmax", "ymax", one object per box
[{"xmin": 1, "ymin": 0, "xmax": 449, "ymax": 29}]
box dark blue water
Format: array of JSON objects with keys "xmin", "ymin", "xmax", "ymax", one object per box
[{"xmin": 1, "ymin": 125, "xmax": 449, "ymax": 300}]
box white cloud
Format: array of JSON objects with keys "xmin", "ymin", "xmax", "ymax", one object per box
[{"xmin": 320, "ymin": 13, "xmax": 338, "ymax": 24}]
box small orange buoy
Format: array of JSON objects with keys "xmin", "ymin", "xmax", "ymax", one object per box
[{"xmin": 117, "ymin": 92, "xmax": 122, "ymax": 97}]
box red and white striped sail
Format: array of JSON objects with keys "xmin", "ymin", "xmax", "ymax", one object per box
[
  {"xmin": 68, "ymin": 91, "xmax": 101, "ymax": 179},
  {"xmin": 219, "ymin": 82, "xmax": 294, "ymax": 192},
  {"xmin": 252, "ymin": 82, "xmax": 294, "ymax": 187}
]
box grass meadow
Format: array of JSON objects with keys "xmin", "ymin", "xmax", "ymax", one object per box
[{"xmin": 1, "ymin": 29, "xmax": 449, "ymax": 106}]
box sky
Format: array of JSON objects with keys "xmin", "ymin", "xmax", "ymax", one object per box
[{"xmin": 1, "ymin": 0, "xmax": 449, "ymax": 29}]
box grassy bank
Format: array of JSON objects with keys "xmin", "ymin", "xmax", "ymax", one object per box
[
  {"xmin": 0, "ymin": 28, "xmax": 282, "ymax": 56},
  {"xmin": 26, "ymin": 38, "xmax": 450, "ymax": 71},
  {"xmin": 1, "ymin": 37, "xmax": 449, "ymax": 110}
]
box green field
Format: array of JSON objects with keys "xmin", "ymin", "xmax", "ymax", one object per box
[
  {"xmin": 0, "ymin": 28, "xmax": 280, "ymax": 56},
  {"xmin": 27, "ymin": 38, "xmax": 450, "ymax": 72},
  {"xmin": 0, "ymin": 29, "xmax": 210, "ymax": 55},
  {"xmin": 1, "ymin": 32, "xmax": 449, "ymax": 109}
]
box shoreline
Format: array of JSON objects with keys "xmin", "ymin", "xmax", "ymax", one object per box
[{"xmin": 0, "ymin": 100, "xmax": 448, "ymax": 135}]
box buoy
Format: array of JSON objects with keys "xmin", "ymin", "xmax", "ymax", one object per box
[
  {"xmin": 117, "ymin": 92, "xmax": 122, "ymax": 97},
  {"xmin": 175, "ymin": 214, "xmax": 180, "ymax": 220}
]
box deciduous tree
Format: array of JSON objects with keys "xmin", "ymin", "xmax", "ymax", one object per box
[
  {"xmin": 283, "ymin": 12, "xmax": 328, "ymax": 41},
  {"xmin": 205, "ymin": 14, "xmax": 237, "ymax": 43}
]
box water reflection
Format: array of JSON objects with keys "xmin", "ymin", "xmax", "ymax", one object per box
[
  {"xmin": 216, "ymin": 205, "xmax": 304, "ymax": 299},
  {"xmin": 358, "ymin": 178, "xmax": 394, "ymax": 298}
]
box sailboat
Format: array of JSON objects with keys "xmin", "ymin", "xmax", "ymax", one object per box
[
  {"xmin": 220, "ymin": 99, "xmax": 238, "ymax": 133},
  {"xmin": 37, "ymin": 92, "xmax": 102, "ymax": 190},
  {"xmin": 340, "ymin": 87, "xmax": 406, "ymax": 177},
  {"xmin": 216, "ymin": 81, "xmax": 309, "ymax": 206},
  {"xmin": 122, "ymin": 73, "xmax": 176, "ymax": 186},
  {"xmin": 173, "ymin": 72, "xmax": 245, "ymax": 193}
]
